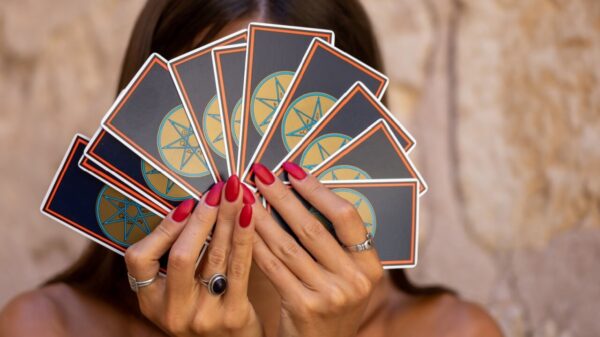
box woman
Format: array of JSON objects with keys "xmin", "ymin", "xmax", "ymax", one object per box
[{"xmin": 0, "ymin": 1, "xmax": 503, "ymax": 336}]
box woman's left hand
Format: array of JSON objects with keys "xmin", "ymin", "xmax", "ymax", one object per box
[{"xmin": 250, "ymin": 162, "xmax": 384, "ymax": 337}]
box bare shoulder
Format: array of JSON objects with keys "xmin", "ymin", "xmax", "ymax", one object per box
[
  {"xmin": 0, "ymin": 284, "xmax": 71, "ymax": 336},
  {"xmin": 384, "ymin": 293, "xmax": 503, "ymax": 337}
]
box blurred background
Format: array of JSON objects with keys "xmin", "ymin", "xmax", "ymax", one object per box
[{"xmin": 1, "ymin": 0, "xmax": 598, "ymax": 336}]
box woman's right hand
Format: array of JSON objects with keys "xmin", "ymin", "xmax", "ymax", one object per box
[{"xmin": 124, "ymin": 175, "xmax": 263, "ymax": 337}]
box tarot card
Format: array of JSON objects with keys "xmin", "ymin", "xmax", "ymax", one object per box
[
  {"xmin": 170, "ymin": 29, "xmax": 247, "ymax": 180},
  {"xmin": 311, "ymin": 120, "xmax": 428, "ymax": 195},
  {"xmin": 101, "ymin": 54, "xmax": 215, "ymax": 198},
  {"xmin": 268, "ymin": 179, "xmax": 420, "ymax": 268},
  {"xmin": 275, "ymin": 82, "xmax": 415, "ymax": 178},
  {"xmin": 237, "ymin": 23, "xmax": 335, "ymax": 180},
  {"xmin": 212, "ymin": 43, "xmax": 247, "ymax": 176},
  {"xmin": 85, "ymin": 128, "xmax": 191, "ymax": 214},
  {"xmin": 244, "ymin": 38, "xmax": 389, "ymax": 184},
  {"xmin": 40, "ymin": 135, "xmax": 169, "ymax": 271}
]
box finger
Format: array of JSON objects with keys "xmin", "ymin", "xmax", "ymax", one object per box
[
  {"xmin": 283, "ymin": 162, "xmax": 381, "ymax": 274},
  {"xmin": 198, "ymin": 176, "xmax": 242, "ymax": 298},
  {"xmin": 166, "ymin": 183, "xmax": 222, "ymax": 302},
  {"xmin": 252, "ymin": 231, "xmax": 309, "ymax": 301},
  {"xmin": 252, "ymin": 203, "xmax": 325, "ymax": 288},
  {"xmin": 224, "ymin": 203, "xmax": 255, "ymax": 304},
  {"xmin": 252, "ymin": 162, "xmax": 352, "ymax": 272},
  {"xmin": 124, "ymin": 198, "xmax": 196, "ymax": 299}
]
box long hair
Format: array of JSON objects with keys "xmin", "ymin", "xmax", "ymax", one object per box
[{"xmin": 47, "ymin": 0, "xmax": 452, "ymax": 316}]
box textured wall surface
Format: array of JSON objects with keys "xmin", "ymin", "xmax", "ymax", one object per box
[{"xmin": 1, "ymin": 1, "xmax": 598, "ymax": 336}]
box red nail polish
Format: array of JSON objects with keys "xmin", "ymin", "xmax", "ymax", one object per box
[
  {"xmin": 205, "ymin": 182, "xmax": 225, "ymax": 207},
  {"xmin": 239, "ymin": 204, "xmax": 252, "ymax": 228},
  {"xmin": 225, "ymin": 175, "xmax": 241, "ymax": 202},
  {"xmin": 172, "ymin": 198, "xmax": 195, "ymax": 222},
  {"xmin": 282, "ymin": 161, "xmax": 307, "ymax": 180},
  {"xmin": 252, "ymin": 163, "xmax": 275, "ymax": 185},
  {"xmin": 242, "ymin": 184, "xmax": 255, "ymax": 205}
]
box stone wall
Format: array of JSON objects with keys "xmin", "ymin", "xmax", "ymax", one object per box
[{"xmin": 1, "ymin": 1, "xmax": 598, "ymax": 336}]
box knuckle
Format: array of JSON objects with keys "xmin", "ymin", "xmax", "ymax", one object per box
[
  {"xmin": 156, "ymin": 222, "xmax": 176, "ymax": 241},
  {"xmin": 263, "ymin": 257, "xmax": 282, "ymax": 275},
  {"xmin": 228, "ymin": 259, "xmax": 248, "ymax": 280},
  {"xmin": 352, "ymin": 273, "xmax": 374, "ymax": 300},
  {"xmin": 273, "ymin": 189, "xmax": 292, "ymax": 204},
  {"xmin": 207, "ymin": 246, "xmax": 229, "ymax": 268},
  {"xmin": 301, "ymin": 219, "xmax": 326, "ymax": 240},
  {"xmin": 167, "ymin": 249, "xmax": 194, "ymax": 271},
  {"xmin": 223, "ymin": 309, "xmax": 249, "ymax": 330},
  {"xmin": 326, "ymin": 286, "xmax": 348, "ymax": 309},
  {"xmin": 124, "ymin": 245, "xmax": 144, "ymax": 269},
  {"xmin": 279, "ymin": 240, "xmax": 301, "ymax": 259},
  {"xmin": 335, "ymin": 201, "xmax": 359, "ymax": 223},
  {"xmin": 162, "ymin": 312, "xmax": 187, "ymax": 335},
  {"xmin": 191, "ymin": 315, "xmax": 212, "ymax": 334}
]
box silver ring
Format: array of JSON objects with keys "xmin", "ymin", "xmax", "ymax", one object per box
[
  {"xmin": 127, "ymin": 273, "xmax": 157, "ymax": 293},
  {"xmin": 344, "ymin": 233, "xmax": 375, "ymax": 252},
  {"xmin": 199, "ymin": 273, "xmax": 228, "ymax": 296}
]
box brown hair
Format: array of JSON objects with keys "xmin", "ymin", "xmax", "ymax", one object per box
[{"xmin": 47, "ymin": 0, "xmax": 451, "ymax": 316}]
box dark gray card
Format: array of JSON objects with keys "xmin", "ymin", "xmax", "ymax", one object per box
[
  {"xmin": 311, "ymin": 120, "xmax": 427, "ymax": 195},
  {"xmin": 238, "ymin": 23, "xmax": 335, "ymax": 180},
  {"xmin": 246, "ymin": 38, "xmax": 389, "ymax": 184},
  {"xmin": 170, "ymin": 30, "xmax": 246, "ymax": 180},
  {"xmin": 102, "ymin": 54, "xmax": 215, "ymax": 197},
  {"xmin": 213, "ymin": 44, "xmax": 247, "ymax": 176}
]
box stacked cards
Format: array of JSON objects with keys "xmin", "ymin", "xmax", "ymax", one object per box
[{"xmin": 40, "ymin": 23, "xmax": 426, "ymax": 269}]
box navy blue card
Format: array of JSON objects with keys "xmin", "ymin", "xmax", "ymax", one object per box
[
  {"xmin": 212, "ymin": 44, "xmax": 247, "ymax": 176},
  {"xmin": 41, "ymin": 135, "xmax": 168, "ymax": 271},
  {"xmin": 238, "ymin": 23, "xmax": 335, "ymax": 181},
  {"xmin": 276, "ymin": 82, "xmax": 414, "ymax": 178},
  {"xmin": 311, "ymin": 120, "xmax": 428, "ymax": 195},
  {"xmin": 245, "ymin": 38, "xmax": 389, "ymax": 184},
  {"xmin": 170, "ymin": 30, "xmax": 247, "ymax": 180},
  {"xmin": 268, "ymin": 180, "xmax": 420, "ymax": 268}
]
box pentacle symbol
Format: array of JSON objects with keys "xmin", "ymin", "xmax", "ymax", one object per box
[
  {"xmin": 202, "ymin": 95, "xmax": 226, "ymax": 158},
  {"xmin": 250, "ymin": 71, "xmax": 294, "ymax": 136},
  {"xmin": 299, "ymin": 133, "xmax": 352, "ymax": 170},
  {"xmin": 331, "ymin": 188, "xmax": 377, "ymax": 237},
  {"xmin": 157, "ymin": 105, "xmax": 210, "ymax": 177},
  {"xmin": 281, "ymin": 92, "xmax": 336, "ymax": 151},
  {"xmin": 141, "ymin": 160, "xmax": 189, "ymax": 201},
  {"xmin": 95, "ymin": 185, "xmax": 161, "ymax": 247},
  {"xmin": 317, "ymin": 165, "xmax": 372, "ymax": 181},
  {"xmin": 231, "ymin": 98, "xmax": 242, "ymax": 147}
]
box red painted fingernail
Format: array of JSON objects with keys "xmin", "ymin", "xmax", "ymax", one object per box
[
  {"xmin": 282, "ymin": 161, "xmax": 307, "ymax": 180},
  {"xmin": 172, "ymin": 198, "xmax": 195, "ymax": 222},
  {"xmin": 252, "ymin": 163, "xmax": 275, "ymax": 185},
  {"xmin": 242, "ymin": 184, "xmax": 255, "ymax": 205},
  {"xmin": 225, "ymin": 175, "xmax": 241, "ymax": 202},
  {"xmin": 205, "ymin": 182, "xmax": 225, "ymax": 207},
  {"xmin": 239, "ymin": 204, "xmax": 252, "ymax": 228}
]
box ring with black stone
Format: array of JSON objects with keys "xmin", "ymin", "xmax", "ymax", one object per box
[{"xmin": 199, "ymin": 273, "xmax": 228, "ymax": 296}]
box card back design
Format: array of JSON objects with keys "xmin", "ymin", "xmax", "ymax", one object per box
[
  {"xmin": 312, "ymin": 120, "xmax": 428, "ymax": 195},
  {"xmin": 237, "ymin": 23, "xmax": 335, "ymax": 179},
  {"xmin": 245, "ymin": 38, "xmax": 389, "ymax": 183},
  {"xmin": 268, "ymin": 180, "xmax": 419, "ymax": 268},
  {"xmin": 40, "ymin": 135, "xmax": 167, "ymax": 270},
  {"xmin": 276, "ymin": 82, "xmax": 415, "ymax": 177},
  {"xmin": 170, "ymin": 30, "xmax": 247, "ymax": 180},
  {"xmin": 213, "ymin": 44, "xmax": 247, "ymax": 176},
  {"xmin": 101, "ymin": 54, "xmax": 215, "ymax": 197},
  {"xmin": 85, "ymin": 129, "xmax": 190, "ymax": 214}
]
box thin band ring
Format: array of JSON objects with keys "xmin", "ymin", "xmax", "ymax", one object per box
[
  {"xmin": 127, "ymin": 273, "xmax": 157, "ymax": 293},
  {"xmin": 344, "ymin": 233, "xmax": 375, "ymax": 253}
]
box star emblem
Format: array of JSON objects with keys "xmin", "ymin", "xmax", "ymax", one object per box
[
  {"xmin": 255, "ymin": 76, "xmax": 287, "ymax": 129},
  {"xmin": 161, "ymin": 119, "xmax": 206, "ymax": 171},
  {"xmin": 100, "ymin": 194, "xmax": 154, "ymax": 242},
  {"xmin": 285, "ymin": 96, "xmax": 326, "ymax": 140},
  {"xmin": 144, "ymin": 166, "xmax": 177, "ymax": 195}
]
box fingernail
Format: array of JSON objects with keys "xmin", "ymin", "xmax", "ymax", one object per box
[
  {"xmin": 282, "ymin": 161, "xmax": 307, "ymax": 180},
  {"xmin": 205, "ymin": 182, "xmax": 225, "ymax": 207},
  {"xmin": 242, "ymin": 184, "xmax": 255, "ymax": 205},
  {"xmin": 172, "ymin": 198, "xmax": 196, "ymax": 222},
  {"xmin": 225, "ymin": 175, "xmax": 241, "ymax": 202},
  {"xmin": 239, "ymin": 204, "xmax": 252, "ymax": 228},
  {"xmin": 252, "ymin": 163, "xmax": 275, "ymax": 185}
]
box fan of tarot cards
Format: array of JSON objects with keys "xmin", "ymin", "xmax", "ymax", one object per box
[{"xmin": 40, "ymin": 23, "xmax": 427, "ymax": 270}]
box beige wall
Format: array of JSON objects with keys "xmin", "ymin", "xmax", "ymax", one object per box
[{"xmin": 1, "ymin": 1, "xmax": 598, "ymax": 336}]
